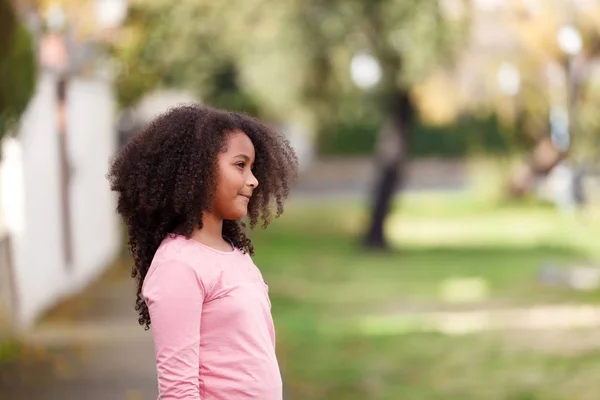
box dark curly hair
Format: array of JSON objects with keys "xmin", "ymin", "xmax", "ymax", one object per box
[{"xmin": 107, "ymin": 104, "xmax": 298, "ymax": 330}]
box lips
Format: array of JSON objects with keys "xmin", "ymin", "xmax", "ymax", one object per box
[{"xmin": 239, "ymin": 194, "xmax": 252, "ymax": 200}]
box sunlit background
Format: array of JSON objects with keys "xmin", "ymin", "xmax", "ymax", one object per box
[{"xmin": 3, "ymin": 0, "xmax": 600, "ymax": 399}]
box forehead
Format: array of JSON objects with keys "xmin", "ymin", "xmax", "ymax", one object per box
[{"xmin": 224, "ymin": 129, "xmax": 255, "ymax": 156}]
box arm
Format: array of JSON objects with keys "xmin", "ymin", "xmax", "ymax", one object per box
[{"xmin": 143, "ymin": 260, "xmax": 204, "ymax": 400}]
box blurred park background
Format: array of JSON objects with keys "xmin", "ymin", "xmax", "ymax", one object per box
[{"xmin": 3, "ymin": 0, "xmax": 600, "ymax": 399}]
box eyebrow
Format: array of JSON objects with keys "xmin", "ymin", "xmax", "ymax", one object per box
[{"xmin": 233, "ymin": 154, "xmax": 251, "ymax": 161}]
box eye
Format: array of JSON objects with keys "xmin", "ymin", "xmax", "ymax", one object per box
[{"xmin": 236, "ymin": 162, "xmax": 245, "ymax": 169}]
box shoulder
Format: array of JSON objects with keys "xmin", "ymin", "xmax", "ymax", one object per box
[
  {"xmin": 156, "ymin": 234, "xmax": 224, "ymax": 270},
  {"xmin": 240, "ymin": 250, "xmax": 258, "ymax": 268},
  {"xmin": 143, "ymin": 234, "xmax": 223, "ymax": 297}
]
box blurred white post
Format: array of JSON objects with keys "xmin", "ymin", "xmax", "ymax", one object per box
[
  {"xmin": 546, "ymin": 25, "xmax": 583, "ymax": 213},
  {"xmin": 40, "ymin": 3, "xmax": 74, "ymax": 269},
  {"xmin": 554, "ymin": 24, "xmax": 582, "ymax": 152}
]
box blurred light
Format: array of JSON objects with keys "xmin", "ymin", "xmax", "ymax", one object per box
[
  {"xmin": 45, "ymin": 3, "xmax": 66, "ymax": 32},
  {"xmin": 350, "ymin": 52, "xmax": 381, "ymax": 90},
  {"xmin": 472, "ymin": 0, "xmax": 502, "ymax": 11},
  {"xmin": 573, "ymin": 0, "xmax": 595, "ymax": 11},
  {"xmin": 440, "ymin": 0, "xmax": 466, "ymax": 20},
  {"xmin": 95, "ymin": 0, "xmax": 128, "ymax": 29},
  {"xmin": 497, "ymin": 62, "xmax": 520, "ymax": 96},
  {"xmin": 557, "ymin": 25, "xmax": 582, "ymax": 56},
  {"xmin": 521, "ymin": 0, "xmax": 542, "ymax": 15}
]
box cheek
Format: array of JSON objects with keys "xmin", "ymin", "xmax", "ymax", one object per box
[
  {"xmin": 214, "ymin": 170, "xmax": 230, "ymax": 198},
  {"xmin": 218, "ymin": 169, "xmax": 243, "ymax": 195}
]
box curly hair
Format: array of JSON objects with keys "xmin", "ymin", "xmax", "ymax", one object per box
[{"xmin": 107, "ymin": 104, "xmax": 298, "ymax": 330}]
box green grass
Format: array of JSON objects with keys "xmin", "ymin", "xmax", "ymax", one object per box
[
  {"xmin": 0, "ymin": 339, "xmax": 19, "ymax": 363},
  {"xmin": 249, "ymin": 194, "xmax": 600, "ymax": 400}
]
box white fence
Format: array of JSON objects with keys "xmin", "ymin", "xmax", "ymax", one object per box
[{"xmin": 0, "ymin": 71, "xmax": 121, "ymax": 330}]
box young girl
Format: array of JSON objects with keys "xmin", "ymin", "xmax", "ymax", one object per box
[{"xmin": 108, "ymin": 105, "xmax": 298, "ymax": 399}]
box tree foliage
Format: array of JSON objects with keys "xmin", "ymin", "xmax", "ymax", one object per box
[
  {"xmin": 0, "ymin": 0, "xmax": 36, "ymax": 137},
  {"xmin": 112, "ymin": 0, "xmax": 468, "ymax": 132}
]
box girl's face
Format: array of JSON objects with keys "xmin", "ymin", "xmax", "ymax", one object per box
[{"xmin": 211, "ymin": 130, "xmax": 259, "ymax": 220}]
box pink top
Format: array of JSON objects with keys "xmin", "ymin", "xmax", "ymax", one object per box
[{"xmin": 142, "ymin": 234, "xmax": 282, "ymax": 400}]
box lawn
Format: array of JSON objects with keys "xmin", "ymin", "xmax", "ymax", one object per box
[{"xmin": 249, "ymin": 193, "xmax": 600, "ymax": 400}]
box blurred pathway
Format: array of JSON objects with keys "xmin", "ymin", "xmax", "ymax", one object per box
[
  {"xmin": 355, "ymin": 304, "xmax": 600, "ymax": 336},
  {"xmin": 293, "ymin": 157, "xmax": 468, "ymax": 199},
  {"xmin": 0, "ymin": 263, "xmax": 158, "ymax": 400}
]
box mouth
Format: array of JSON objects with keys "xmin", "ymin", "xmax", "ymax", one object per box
[{"xmin": 238, "ymin": 194, "xmax": 252, "ymax": 201}]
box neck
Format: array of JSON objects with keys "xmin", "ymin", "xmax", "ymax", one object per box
[{"xmin": 190, "ymin": 211, "xmax": 225, "ymax": 247}]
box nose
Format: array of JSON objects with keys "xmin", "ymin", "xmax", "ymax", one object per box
[{"xmin": 248, "ymin": 171, "xmax": 259, "ymax": 188}]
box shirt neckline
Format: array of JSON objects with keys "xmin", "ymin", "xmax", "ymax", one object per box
[{"xmin": 168, "ymin": 233, "xmax": 237, "ymax": 255}]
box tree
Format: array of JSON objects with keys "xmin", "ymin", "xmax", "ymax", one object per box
[
  {"xmin": 287, "ymin": 1, "xmax": 469, "ymax": 249},
  {"xmin": 0, "ymin": 0, "xmax": 36, "ymax": 137},
  {"xmin": 110, "ymin": 0, "xmax": 271, "ymax": 114}
]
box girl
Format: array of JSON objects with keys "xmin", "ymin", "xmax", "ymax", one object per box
[{"xmin": 108, "ymin": 105, "xmax": 298, "ymax": 399}]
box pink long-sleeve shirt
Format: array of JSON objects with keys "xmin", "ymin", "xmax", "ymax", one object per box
[{"xmin": 142, "ymin": 234, "xmax": 282, "ymax": 400}]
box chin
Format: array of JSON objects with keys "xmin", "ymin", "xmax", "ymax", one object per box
[{"xmin": 224, "ymin": 209, "xmax": 248, "ymax": 220}]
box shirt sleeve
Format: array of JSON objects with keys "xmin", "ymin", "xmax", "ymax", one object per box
[{"xmin": 143, "ymin": 260, "xmax": 204, "ymax": 400}]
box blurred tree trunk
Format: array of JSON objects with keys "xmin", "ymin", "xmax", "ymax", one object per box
[{"xmin": 364, "ymin": 89, "xmax": 414, "ymax": 250}]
